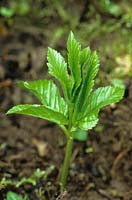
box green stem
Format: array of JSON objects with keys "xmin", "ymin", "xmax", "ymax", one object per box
[{"xmin": 60, "ymin": 136, "xmax": 73, "ymax": 191}]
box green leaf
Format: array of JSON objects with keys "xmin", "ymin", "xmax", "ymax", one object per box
[
  {"xmin": 78, "ymin": 115, "xmax": 99, "ymax": 131},
  {"xmin": 74, "ymin": 48, "xmax": 99, "ymax": 120},
  {"xmin": 79, "ymin": 50, "xmax": 99, "ymax": 110},
  {"xmin": 111, "ymin": 79, "xmax": 125, "ymax": 89},
  {"xmin": 0, "ymin": 7, "xmax": 14, "ymax": 18},
  {"xmin": 82, "ymin": 86, "xmax": 124, "ymax": 119},
  {"xmin": 67, "ymin": 31, "xmax": 81, "ymax": 94},
  {"xmin": 17, "ymin": 1, "xmax": 30, "ymax": 15},
  {"xmin": 76, "ymin": 86, "xmax": 124, "ymax": 131},
  {"xmin": 47, "ymin": 47, "xmax": 72, "ymax": 102},
  {"xmin": 19, "ymin": 80, "xmax": 68, "ymax": 116},
  {"xmin": 74, "ymin": 129, "xmax": 88, "ymax": 141},
  {"xmin": 6, "ymin": 191, "xmax": 23, "ymax": 200},
  {"xmin": 85, "ymin": 147, "xmax": 93, "ymax": 153},
  {"xmin": 7, "ymin": 104, "xmax": 68, "ymax": 125},
  {"xmin": 80, "ymin": 47, "xmax": 90, "ymax": 66}
]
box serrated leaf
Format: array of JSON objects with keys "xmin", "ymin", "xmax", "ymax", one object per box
[
  {"xmin": 19, "ymin": 80, "xmax": 68, "ymax": 116},
  {"xmin": 81, "ymin": 86, "xmax": 124, "ymax": 119},
  {"xmin": 78, "ymin": 115, "xmax": 99, "ymax": 131},
  {"xmin": 80, "ymin": 47, "xmax": 90, "ymax": 66},
  {"xmin": 111, "ymin": 79, "xmax": 125, "ymax": 89},
  {"xmin": 7, "ymin": 104, "xmax": 68, "ymax": 125},
  {"xmin": 67, "ymin": 31, "xmax": 81, "ymax": 94},
  {"xmin": 47, "ymin": 47, "xmax": 72, "ymax": 102},
  {"xmin": 73, "ymin": 48, "xmax": 99, "ymax": 120}
]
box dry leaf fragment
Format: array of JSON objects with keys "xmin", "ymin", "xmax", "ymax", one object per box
[{"xmin": 32, "ymin": 138, "xmax": 49, "ymax": 157}]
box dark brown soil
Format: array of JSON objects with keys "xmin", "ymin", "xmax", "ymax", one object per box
[{"xmin": 0, "ymin": 14, "xmax": 132, "ymax": 200}]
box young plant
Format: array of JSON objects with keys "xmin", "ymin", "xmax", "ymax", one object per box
[
  {"xmin": 0, "ymin": 166, "xmax": 54, "ymax": 188},
  {"xmin": 7, "ymin": 31, "xmax": 124, "ymax": 191},
  {"xmin": 5, "ymin": 191, "xmax": 27, "ymax": 200}
]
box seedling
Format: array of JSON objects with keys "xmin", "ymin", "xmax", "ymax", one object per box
[
  {"xmin": 5, "ymin": 191, "xmax": 27, "ymax": 200},
  {"xmin": 0, "ymin": 166, "xmax": 54, "ymax": 188},
  {"xmin": 7, "ymin": 31, "xmax": 124, "ymax": 191}
]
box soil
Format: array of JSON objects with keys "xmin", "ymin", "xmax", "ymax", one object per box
[{"xmin": 0, "ymin": 10, "xmax": 132, "ymax": 200}]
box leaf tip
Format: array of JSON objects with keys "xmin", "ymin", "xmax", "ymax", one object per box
[
  {"xmin": 68, "ymin": 31, "xmax": 75, "ymax": 42},
  {"xmin": 6, "ymin": 109, "xmax": 12, "ymax": 115}
]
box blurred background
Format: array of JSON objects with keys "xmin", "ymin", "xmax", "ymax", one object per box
[
  {"xmin": 0, "ymin": 0, "xmax": 132, "ymax": 82},
  {"xmin": 0, "ymin": 0, "xmax": 132, "ymax": 199}
]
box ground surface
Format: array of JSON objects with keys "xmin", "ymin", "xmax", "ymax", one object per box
[{"xmin": 0, "ymin": 1, "xmax": 132, "ymax": 199}]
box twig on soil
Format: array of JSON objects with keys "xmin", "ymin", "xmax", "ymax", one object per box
[
  {"xmin": 80, "ymin": 183, "xmax": 95, "ymax": 198},
  {"xmin": 56, "ymin": 190, "xmax": 68, "ymax": 200},
  {"xmin": 8, "ymin": 152, "xmax": 27, "ymax": 162},
  {"xmin": 71, "ymin": 148, "xmax": 79, "ymax": 163},
  {"xmin": 97, "ymin": 189, "xmax": 113, "ymax": 200},
  {"xmin": 110, "ymin": 148, "xmax": 130, "ymax": 178}
]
